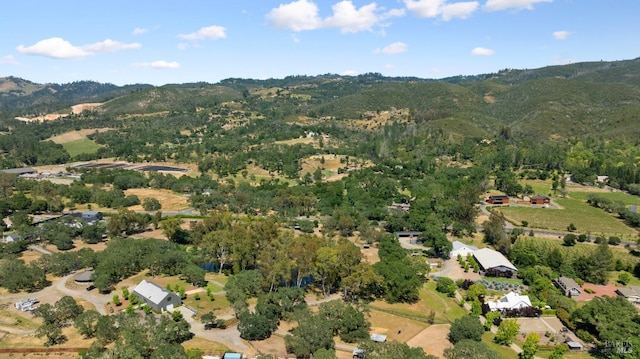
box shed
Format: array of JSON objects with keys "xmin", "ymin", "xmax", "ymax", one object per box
[
  {"xmin": 133, "ymin": 280, "xmax": 181, "ymax": 312},
  {"xmin": 222, "ymin": 353, "xmax": 243, "ymax": 359},
  {"xmin": 487, "ymin": 195, "xmax": 509, "ymax": 205},
  {"xmin": 3, "ymin": 234, "xmax": 22, "ymax": 243},
  {"xmin": 0, "ymin": 167, "xmax": 37, "ymax": 175},
  {"xmin": 370, "ymin": 333, "xmax": 387, "ymax": 342},
  {"xmin": 74, "ymin": 270, "xmax": 94, "ymax": 283},
  {"xmin": 566, "ymin": 341, "xmax": 584, "ymax": 351},
  {"xmin": 82, "ymin": 211, "xmax": 103, "ymax": 222}
]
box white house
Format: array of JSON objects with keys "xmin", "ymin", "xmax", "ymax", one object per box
[
  {"xmin": 487, "ymin": 292, "xmax": 532, "ymax": 312},
  {"xmin": 450, "ymin": 241, "xmax": 478, "ymax": 258},
  {"xmin": 133, "ymin": 280, "xmax": 181, "ymax": 312}
]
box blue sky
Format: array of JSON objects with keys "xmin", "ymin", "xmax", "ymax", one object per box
[{"xmin": 1, "ymin": 0, "xmax": 638, "ymax": 86}]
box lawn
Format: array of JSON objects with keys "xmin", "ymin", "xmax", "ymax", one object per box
[
  {"xmin": 569, "ymin": 190, "xmax": 640, "ymax": 206},
  {"xmin": 482, "ymin": 332, "xmax": 517, "ymax": 359},
  {"xmin": 61, "ymin": 138, "xmax": 102, "ymax": 157},
  {"xmin": 183, "ymin": 293, "xmax": 231, "ymax": 317},
  {"xmin": 370, "ymin": 281, "xmax": 466, "ymax": 325},
  {"xmin": 500, "ymin": 196, "xmax": 637, "ymax": 237}
]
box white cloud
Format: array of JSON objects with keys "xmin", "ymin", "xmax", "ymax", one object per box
[
  {"xmin": 133, "ymin": 60, "xmax": 180, "ymax": 69},
  {"xmin": 404, "ymin": 0, "xmax": 444, "ymax": 18},
  {"xmin": 267, "ymin": 0, "xmax": 404, "ymax": 33},
  {"xmin": 471, "ymin": 47, "xmax": 495, "ymax": 55},
  {"xmin": 0, "ymin": 55, "xmax": 19, "ymax": 65},
  {"xmin": 17, "ymin": 37, "xmax": 91, "ymax": 59},
  {"xmin": 441, "ymin": 2, "xmax": 479, "ymax": 20},
  {"xmin": 266, "ymin": 0, "xmax": 322, "ymax": 31},
  {"xmin": 177, "ymin": 43, "xmax": 189, "ymax": 50},
  {"xmin": 84, "ymin": 39, "xmax": 141, "ymax": 53},
  {"xmin": 291, "ymin": 34, "xmax": 301, "ymax": 43},
  {"xmin": 342, "ymin": 70, "xmax": 358, "ymax": 76},
  {"xmin": 323, "ymin": 1, "xmax": 379, "ymax": 33},
  {"xmin": 374, "ymin": 42, "xmax": 408, "ymax": 54},
  {"xmin": 381, "ymin": 8, "xmax": 406, "ymax": 19},
  {"xmin": 553, "ymin": 30, "xmax": 571, "ymax": 40},
  {"xmin": 179, "ymin": 25, "xmax": 227, "ymax": 41},
  {"xmin": 385, "ymin": 63, "xmax": 395, "ymax": 69},
  {"xmin": 132, "ymin": 27, "xmax": 148, "ymax": 36},
  {"xmin": 403, "ymin": 0, "xmax": 479, "ymax": 20},
  {"xmin": 484, "ymin": 0, "xmax": 552, "ymax": 11},
  {"xmin": 17, "ymin": 37, "xmax": 141, "ymax": 59}
]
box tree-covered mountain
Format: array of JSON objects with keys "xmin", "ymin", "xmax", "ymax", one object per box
[{"xmin": 1, "ymin": 56, "xmax": 640, "ymax": 141}]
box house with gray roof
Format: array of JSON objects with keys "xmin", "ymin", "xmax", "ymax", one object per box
[
  {"xmin": 616, "ymin": 286, "xmax": 640, "ymax": 304},
  {"xmin": 133, "ymin": 280, "xmax": 181, "ymax": 312},
  {"xmin": 554, "ymin": 276, "xmax": 581, "ymax": 298},
  {"xmin": 473, "ymin": 247, "xmax": 517, "ymax": 277}
]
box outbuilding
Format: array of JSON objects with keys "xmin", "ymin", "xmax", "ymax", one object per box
[{"xmin": 133, "ymin": 280, "xmax": 181, "ymax": 312}]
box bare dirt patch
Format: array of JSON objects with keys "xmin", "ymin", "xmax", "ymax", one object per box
[
  {"xmin": 407, "ymin": 324, "xmax": 453, "ymax": 358},
  {"xmin": 71, "ymin": 103, "xmax": 103, "ymax": 114},
  {"xmin": 15, "ymin": 114, "xmax": 68, "ymax": 123}
]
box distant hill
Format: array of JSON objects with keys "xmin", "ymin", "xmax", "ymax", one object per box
[
  {"xmin": 1, "ymin": 57, "xmax": 639, "ymax": 140},
  {"xmin": 0, "ymin": 77, "xmax": 152, "ymax": 114}
]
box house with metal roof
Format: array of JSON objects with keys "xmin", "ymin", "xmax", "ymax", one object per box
[
  {"xmin": 133, "ymin": 280, "xmax": 181, "ymax": 312},
  {"xmin": 473, "ymin": 248, "xmax": 517, "ymax": 277}
]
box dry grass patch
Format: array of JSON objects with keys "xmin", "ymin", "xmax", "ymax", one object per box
[
  {"xmin": 182, "ymin": 336, "xmax": 231, "ymax": 353},
  {"xmin": 124, "ymin": 188, "xmax": 190, "ymax": 212},
  {"xmin": 0, "ymin": 326, "xmax": 92, "ymax": 349},
  {"xmin": 249, "ymin": 333, "xmax": 287, "ymax": 358},
  {"xmin": 407, "ymin": 324, "xmax": 453, "ymax": 358},
  {"xmin": 367, "ymin": 309, "xmax": 428, "ymax": 343},
  {"xmin": 48, "ymin": 128, "xmax": 111, "ymax": 144}
]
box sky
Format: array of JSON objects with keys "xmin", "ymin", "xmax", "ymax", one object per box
[{"xmin": 1, "ymin": 0, "xmax": 639, "ymax": 86}]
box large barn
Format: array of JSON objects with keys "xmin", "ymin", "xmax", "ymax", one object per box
[{"xmin": 473, "ymin": 248, "xmax": 517, "ymax": 277}]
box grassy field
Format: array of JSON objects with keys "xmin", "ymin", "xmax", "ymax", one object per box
[
  {"xmin": 499, "ymin": 196, "xmax": 638, "ymax": 237},
  {"xmin": 61, "ymin": 138, "xmax": 102, "ymax": 157},
  {"xmin": 370, "ymin": 281, "xmax": 467, "ymax": 325},
  {"xmin": 481, "ymin": 332, "xmax": 518, "ymax": 359},
  {"xmin": 569, "ymin": 189, "xmax": 640, "ymax": 206}
]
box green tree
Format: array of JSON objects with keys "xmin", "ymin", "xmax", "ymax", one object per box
[
  {"xmin": 285, "ymin": 309, "xmax": 334, "ymax": 358},
  {"xmin": 494, "ymin": 319, "xmax": 520, "ymax": 345},
  {"xmin": 436, "ymin": 277, "xmax": 457, "ymax": 297},
  {"xmin": 74, "ymin": 310, "xmax": 101, "ymax": 338},
  {"xmin": 483, "ymin": 211, "xmax": 505, "ymax": 245},
  {"xmin": 143, "ymin": 197, "xmax": 162, "ymax": 211},
  {"xmin": 237, "ymin": 310, "xmax": 276, "ymax": 341},
  {"xmin": 449, "ymin": 315, "xmax": 484, "ymax": 344},
  {"xmin": 563, "ymin": 234, "xmax": 577, "ymax": 246},
  {"xmin": 444, "ymin": 340, "xmax": 501, "ymax": 359},
  {"xmin": 518, "ymin": 333, "xmax": 540, "ymax": 359}
]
